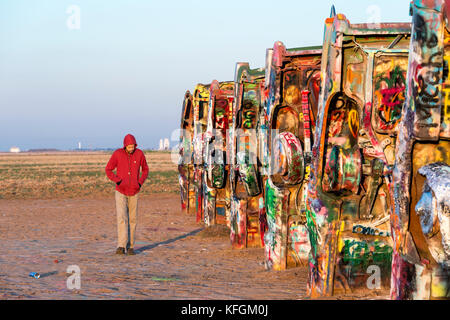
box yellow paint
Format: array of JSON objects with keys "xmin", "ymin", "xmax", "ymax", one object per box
[
  {"xmin": 337, "ymin": 236, "xmax": 344, "ymax": 253},
  {"xmin": 304, "ymin": 165, "xmax": 310, "ymax": 180},
  {"xmin": 374, "ymin": 58, "xmax": 408, "ymax": 76},
  {"xmin": 337, "ymin": 221, "xmax": 346, "ymax": 253},
  {"xmin": 413, "ymin": 141, "xmax": 450, "ymax": 170},
  {"xmin": 431, "ymin": 267, "xmax": 450, "ymax": 298},
  {"xmin": 346, "ymin": 65, "xmax": 363, "ymax": 91},
  {"xmin": 348, "ymin": 109, "xmax": 359, "ymax": 138},
  {"xmin": 431, "ymin": 281, "xmax": 448, "ymax": 298},
  {"xmin": 219, "ymin": 81, "xmax": 234, "ymax": 91},
  {"xmin": 193, "ymin": 84, "xmax": 211, "ymax": 124},
  {"xmin": 284, "ymin": 85, "xmax": 301, "ymax": 105},
  {"xmin": 443, "ymin": 87, "xmax": 450, "ymax": 124}
]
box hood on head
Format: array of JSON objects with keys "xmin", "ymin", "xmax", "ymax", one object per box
[{"xmin": 123, "ymin": 134, "xmax": 137, "ymax": 148}]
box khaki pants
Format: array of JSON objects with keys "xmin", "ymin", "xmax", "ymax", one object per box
[{"xmin": 115, "ymin": 190, "xmax": 139, "ymax": 249}]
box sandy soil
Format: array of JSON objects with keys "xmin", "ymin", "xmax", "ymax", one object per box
[{"xmin": 0, "ymin": 193, "xmax": 318, "ymax": 300}]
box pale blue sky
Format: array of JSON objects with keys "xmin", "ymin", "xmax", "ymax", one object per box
[{"xmin": 0, "ymin": 0, "xmax": 411, "ymax": 151}]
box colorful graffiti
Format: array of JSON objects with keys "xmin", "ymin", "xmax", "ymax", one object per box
[
  {"xmin": 204, "ymin": 81, "xmax": 235, "ymax": 227},
  {"xmin": 192, "ymin": 84, "xmax": 211, "ymax": 223},
  {"xmin": 178, "ymin": 91, "xmax": 195, "ymax": 214},
  {"xmin": 264, "ymin": 42, "xmax": 322, "ymax": 271},
  {"xmin": 178, "ymin": 2, "xmax": 450, "ymax": 301},
  {"xmin": 334, "ymin": 238, "xmax": 393, "ymax": 293},
  {"xmin": 229, "ymin": 63, "xmax": 266, "ymax": 249},
  {"xmin": 306, "ymin": 11, "xmax": 411, "ymax": 297},
  {"xmin": 373, "ymin": 59, "xmax": 408, "ymax": 133},
  {"xmin": 391, "ymin": 0, "xmax": 450, "ymax": 300}
]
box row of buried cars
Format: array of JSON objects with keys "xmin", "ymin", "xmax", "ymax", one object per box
[{"xmin": 177, "ymin": 2, "xmax": 450, "ymax": 300}]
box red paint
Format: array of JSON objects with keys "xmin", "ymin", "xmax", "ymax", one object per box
[{"xmin": 301, "ymin": 90, "xmax": 311, "ymax": 139}]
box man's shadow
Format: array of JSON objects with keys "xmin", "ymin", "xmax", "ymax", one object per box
[{"xmin": 134, "ymin": 228, "xmax": 204, "ymax": 254}]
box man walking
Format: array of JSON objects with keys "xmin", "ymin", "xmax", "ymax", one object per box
[{"xmin": 105, "ymin": 134, "xmax": 149, "ymax": 255}]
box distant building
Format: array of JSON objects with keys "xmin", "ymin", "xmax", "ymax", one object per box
[
  {"xmin": 9, "ymin": 146, "xmax": 20, "ymax": 153},
  {"xmin": 164, "ymin": 138, "xmax": 170, "ymax": 150},
  {"xmin": 158, "ymin": 138, "xmax": 169, "ymax": 150}
]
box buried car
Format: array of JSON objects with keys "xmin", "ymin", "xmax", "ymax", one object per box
[
  {"xmin": 263, "ymin": 41, "xmax": 322, "ymax": 270},
  {"xmin": 192, "ymin": 83, "xmax": 211, "ymax": 223},
  {"xmin": 391, "ymin": 0, "xmax": 450, "ymax": 300},
  {"xmin": 306, "ymin": 11, "xmax": 411, "ymax": 297},
  {"xmin": 178, "ymin": 90, "xmax": 196, "ymax": 214},
  {"xmin": 229, "ymin": 62, "xmax": 267, "ymax": 249},
  {"xmin": 203, "ymin": 80, "xmax": 235, "ymax": 227}
]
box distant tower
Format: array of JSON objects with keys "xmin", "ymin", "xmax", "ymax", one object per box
[
  {"xmin": 163, "ymin": 138, "xmax": 170, "ymax": 150},
  {"xmin": 159, "ymin": 139, "xmax": 164, "ymax": 150},
  {"xmin": 78, "ymin": 142, "xmax": 82, "ymax": 150}
]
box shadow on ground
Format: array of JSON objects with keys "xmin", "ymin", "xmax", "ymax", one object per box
[{"xmin": 135, "ymin": 228, "xmax": 204, "ymax": 254}]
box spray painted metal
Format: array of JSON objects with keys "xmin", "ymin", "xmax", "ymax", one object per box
[
  {"xmin": 179, "ymin": 90, "xmax": 196, "ymax": 214},
  {"xmin": 192, "ymin": 83, "xmax": 211, "ymax": 223},
  {"xmin": 391, "ymin": 0, "xmax": 450, "ymax": 300},
  {"xmin": 263, "ymin": 42, "xmax": 322, "ymax": 271},
  {"xmin": 229, "ymin": 62, "xmax": 266, "ymax": 249},
  {"xmin": 178, "ymin": 3, "xmax": 450, "ymax": 300},
  {"xmin": 307, "ymin": 11, "xmax": 411, "ymax": 297},
  {"xmin": 204, "ymin": 80, "xmax": 235, "ymax": 227}
]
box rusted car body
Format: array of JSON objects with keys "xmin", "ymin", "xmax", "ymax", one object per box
[
  {"xmin": 178, "ymin": 90, "xmax": 195, "ymax": 214},
  {"xmin": 263, "ymin": 42, "xmax": 322, "ymax": 270},
  {"xmin": 229, "ymin": 62, "xmax": 267, "ymax": 249},
  {"xmin": 306, "ymin": 13, "xmax": 411, "ymax": 297},
  {"xmin": 192, "ymin": 83, "xmax": 211, "ymax": 223},
  {"xmin": 203, "ymin": 80, "xmax": 235, "ymax": 226},
  {"xmin": 391, "ymin": 0, "xmax": 450, "ymax": 300}
]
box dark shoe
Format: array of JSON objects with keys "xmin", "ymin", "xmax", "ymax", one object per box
[
  {"xmin": 127, "ymin": 248, "xmax": 136, "ymax": 255},
  {"xmin": 115, "ymin": 247, "xmax": 125, "ymax": 255}
]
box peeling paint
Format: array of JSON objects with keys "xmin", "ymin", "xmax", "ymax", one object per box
[
  {"xmin": 392, "ymin": 0, "xmax": 450, "ymax": 300},
  {"xmin": 307, "ymin": 11, "xmax": 410, "ymax": 297}
]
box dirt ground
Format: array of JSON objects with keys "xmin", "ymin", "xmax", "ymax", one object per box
[
  {"xmin": 0, "ymin": 193, "xmax": 390, "ymax": 300},
  {"xmin": 0, "ymin": 193, "xmax": 310, "ymax": 300}
]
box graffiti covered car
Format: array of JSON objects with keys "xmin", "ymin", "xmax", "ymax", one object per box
[
  {"xmin": 391, "ymin": 0, "xmax": 450, "ymax": 300},
  {"xmin": 192, "ymin": 83, "xmax": 211, "ymax": 223},
  {"xmin": 203, "ymin": 80, "xmax": 235, "ymax": 227},
  {"xmin": 179, "ymin": 90, "xmax": 195, "ymax": 214},
  {"xmin": 229, "ymin": 62, "xmax": 267, "ymax": 249},
  {"xmin": 264, "ymin": 42, "xmax": 322, "ymax": 270},
  {"xmin": 307, "ymin": 12, "xmax": 411, "ymax": 297}
]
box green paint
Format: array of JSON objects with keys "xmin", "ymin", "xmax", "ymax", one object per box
[
  {"xmin": 340, "ymin": 239, "xmax": 393, "ymax": 277},
  {"xmin": 211, "ymin": 164, "xmax": 225, "ymax": 188},
  {"xmin": 306, "ymin": 209, "xmax": 319, "ymax": 258},
  {"xmin": 151, "ymin": 277, "xmax": 180, "ymax": 282}
]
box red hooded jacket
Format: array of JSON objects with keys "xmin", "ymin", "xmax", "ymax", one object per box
[{"xmin": 105, "ymin": 134, "xmax": 149, "ymax": 196}]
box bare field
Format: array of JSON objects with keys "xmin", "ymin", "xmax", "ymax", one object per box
[{"xmin": 0, "ymin": 151, "xmax": 178, "ymax": 199}]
